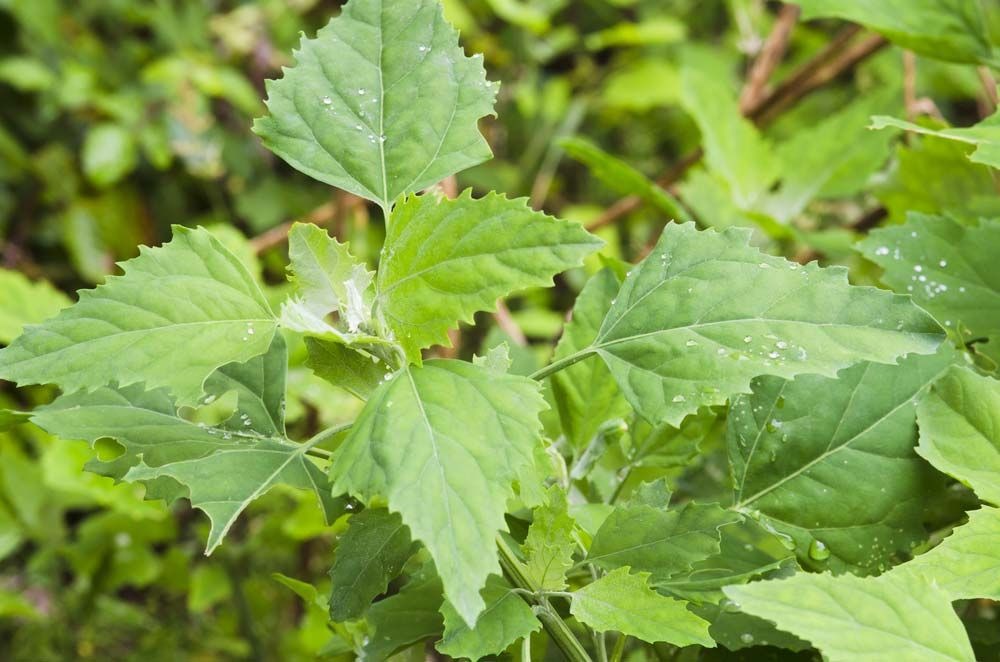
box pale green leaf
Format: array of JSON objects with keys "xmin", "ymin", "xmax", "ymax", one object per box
[
  {"xmin": 472, "ymin": 342, "xmax": 512, "ymax": 374},
  {"xmin": 0, "ymin": 269, "xmax": 69, "ymax": 344},
  {"xmin": 730, "ymin": 349, "xmax": 954, "ymax": 573},
  {"xmin": 376, "ymin": 191, "xmax": 601, "ymax": 362},
  {"xmin": 679, "ymin": 65, "xmax": 779, "ymax": 208},
  {"xmin": 859, "ymin": 214, "xmax": 1000, "ymax": 337},
  {"xmin": 0, "ymin": 226, "xmax": 277, "ymax": 406},
  {"xmin": 438, "ymin": 575, "xmax": 540, "ymax": 660},
  {"xmin": 253, "ymin": 0, "xmax": 497, "ymax": 209},
  {"xmin": 328, "ymin": 508, "xmax": 416, "ymax": 621},
  {"xmin": 587, "ymin": 502, "xmax": 740, "ymax": 584},
  {"xmin": 791, "ymin": 0, "xmax": 996, "ymax": 65},
  {"xmin": 872, "ymin": 111, "xmax": 1000, "ymax": 169},
  {"xmin": 916, "ymin": 365, "xmax": 1000, "ymax": 505},
  {"xmin": 570, "ymin": 568, "xmax": 713, "ymax": 647},
  {"xmin": 890, "ymin": 506, "xmax": 1000, "ymax": 601},
  {"xmin": 521, "ymin": 487, "xmax": 576, "ymax": 591},
  {"xmin": 550, "ymin": 268, "xmax": 629, "ymax": 450},
  {"xmin": 583, "ymin": 223, "xmax": 943, "ymax": 426},
  {"xmin": 82, "ymin": 123, "xmax": 137, "ymax": 188},
  {"xmin": 725, "ymin": 572, "xmax": 976, "ymax": 661},
  {"xmin": 584, "ymin": 17, "xmax": 686, "ymax": 50},
  {"xmin": 331, "ymin": 360, "xmax": 546, "ymax": 626},
  {"xmin": 601, "ymin": 59, "xmax": 680, "ymax": 112}
]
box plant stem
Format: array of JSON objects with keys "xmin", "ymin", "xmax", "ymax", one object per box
[
  {"xmin": 530, "ymin": 349, "xmax": 597, "ymax": 382},
  {"xmin": 301, "ymin": 422, "xmax": 353, "ymax": 457},
  {"xmin": 496, "ymin": 536, "xmax": 593, "ymax": 662},
  {"xmin": 609, "ymin": 634, "xmax": 628, "ymax": 662}
]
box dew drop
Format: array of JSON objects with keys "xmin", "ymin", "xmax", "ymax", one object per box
[
  {"xmin": 717, "ymin": 348, "xmax": 727, "ymax": 355},
  {"xmin": 743, "ymin": 336, "xmax": 752, "ymax": 343},
  {"xmin": 721, "ymin": 598, "xmax": 741, "ymax": 613},
  {"xmin": 672, "ymin": 394, "xmax": 686, "ymax": 403},
  {"xmin": 321, "ymin": 95, "xmax": 332, "ymax": 105},
  {"xmin": 775, "ymin": 341, "xmax": 788, "ymax": 349},
  {"xmin": 914, "ymin": 265, "xmax": 923, "ymax": 272},
  {"xmin": 939, "ymin": 259, "xmax": 947, "ymax": 267},
  {"xmin": 740, "ymin": 633, "xmax": 754, "ymax": 644},
  {"xmin": 808, "ymin": 539, "xmax": 831, "ymax": 561},
  {"xmin": 875, "ymin": 246, "xmax": 890, "ymax": 256},
  {"xmin": 768, "ymin": 351, "xmax": 780, "ymax": 359},
  {"xmin": 357, "ymin": 88, "xmax": 366, "ymax": 95}
]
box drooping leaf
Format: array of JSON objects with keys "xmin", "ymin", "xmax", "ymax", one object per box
[
  {"xmin": 569, "ymin": 568, "xmax": 714, "ymax": 647},
  {"xmin": 437, "ymin": 575, "xmax": 540, "ymax": 660},
  {"xmin": 253, "ymin": 0, "xmax": 497, "ymax": 209},
  {"xmin": 331, "ymin": 359, "xmax": 546, "ymax": 626},
  {"xmin": 376, "ymin": 191, "xmax": 601, "ymax": 362},
  {"xmin": 725, "ymin": 572, "xmax": 976, "ymax": 661},
  {"xmin": 0, "ymin": 226, "xmax": 276, "ymax": 406},
  {"xmin": 304, "ymin": 337, "xmax": 392, "ymax": 400},
  {"xmin": 587, "ymin": 502, "xmax": 740, "ymax": 584},
  {"xmin": 30, "ymin": 339, "xmax": 335, "ymax": 554},
  {"xmin": 582, "ymin": 223, "xmax": 943, "ymax": 426},
  {"xmin": 0, "ymin": 269, "xmax": 69, "ymax": 344},
  {"xmin": 872, "ymin": 111, "xmax": 1000, "ymax": 170},
  {"xmin": 729, "ymin": 349, "xmax": 954, "ymax": 574},
  {"xmin": 889, "ymin": 507, "xmax": 1000, "ymax": 601},
  {"xmin": 559, "ymin": 137, "xmax": 691, "ymax": 221},
  {"xmin": 859, "ymin": 214, "xmax": 1000, "ymax": 338},
  {"xmin": 364, "ymin": 573, "xmax": 444, "ymax": 661},
  {"xmin": 679, "ymin": 65, "xmax": 779, "ymax": 208},
  {"xmin": 521, "ymin": 486, "xmax": 576, "ymax": 591},
  {"xmin": 791, "ymin": 0, "xmax": 997, "ymax": 65},
  {"xmin": 916, "ymin": 365, "xmax": 1000, "ymax": 505},
  {"xmin": 328, "ymin": 508, "xmax": 416, "ymax": 621},
  {"xmin": 551, "ymin": 268, "xmax": 629, "ymax": 450}
]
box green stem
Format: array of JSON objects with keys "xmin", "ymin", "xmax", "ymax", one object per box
[
  {"xmin": 302, "ymin": 421, "xmax": 353, "ymax": 451},
  {"xmin": 609, "ymin": 634, "xmax": 628, "ymax": 662},
  {"xmin": 496, "ymin": 536, "xmax": 592, "ymax": 662},
  {"xmin": 530, "ymin": 348, "xmax": 597, "ymax": 382}
]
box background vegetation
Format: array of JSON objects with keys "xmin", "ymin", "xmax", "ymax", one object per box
[{"xmin": 1, "ymin": 0, "xmax": 998, "ymax": 660}]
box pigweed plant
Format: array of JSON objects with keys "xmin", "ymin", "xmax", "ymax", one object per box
[{"xmin": 3, "ymin": 0, "xmax": 999, "ymax": 659}]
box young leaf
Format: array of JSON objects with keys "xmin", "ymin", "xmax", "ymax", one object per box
[
  {"xmin": 364, "ymin": 573, "xmax": 444, "ymax": 660},
  {"xmin": 253, "ymin": 0, "xmax": 497, "ymax": 210},
  {"xmin": 376, "ymin": 191, "xmax": 601, "ymax": 362},
  {"xmin": 521, "ymin": 487, "xmax": 576, "ymax": 591},
  {"xmin": 730, "ymin": 349, "xmax": 954, "ymax": 573},
  {"xmin": 0, "ymin": 226, "xmax": 276, "ymax": 406},
  {"xmin": 859, "ymin": 214, "xmax": 1000, "ymax": 337},
  {"xmin": 280, "ymin": 222, "xmax": 375, "ymax": 341},
  {"xmin": 437, "ymin": 575, "xmax": 541, "ymax": 660},
  {"xmin": 304, "ymin": 337, "xmax": 392, "ymax": 400},
  {"xmin": 569, "ymin": 568, "xmax": 714, "ymax": 647},
  {"xmin": 585, "ymin": 223, "xmax": 943, "ymax": 426},
  {"xmin": 725, "ymin": 572, "xmax": 976, "ymax": 662},
  {"xmin": 872, "ymin": 111, "xmax": 1000, "ymax": 170},
  {"xmin": 331, "ymin": 359, "xmax": 546, "ymax": 626},
  {"xmin": 794, "ymin": 0, "xmax": 996, "ymax": 65},
  {"xmin": 0, "ymin": 269, "xmax": 69, "ymax": 344},
  {"xmin": 205, "ymin": 332, "xmax": 288, "ymax": 437},
  {"xmin": 587, "ymin": 502, "xmax": 740, "ymax": 584},
  {"xmin": 916, "ymin": 366, "xmax": 1000, "ymax": 505},
  {"xmin": 550, "ymin": 268, "xmax": 629, "ymax": 450},
  {"xmin": 889, "ymin": 507, "xmax": 1000, "ymax": 601},
  {"xmin": 679, "ymin": 64, "xmax": 779, "ymax": 208},
  {"xmin": 328, "ymin": 508, "xmax": 416, "ymax": 621}
]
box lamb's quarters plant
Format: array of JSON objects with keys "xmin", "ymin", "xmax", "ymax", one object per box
[{"xmin": 3, "ymin": 0, "xmax": 1000, "ymax": 659}]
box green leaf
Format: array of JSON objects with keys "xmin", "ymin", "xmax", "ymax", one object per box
[
  {"xmin": 679, "ymin": 64, "xmax": 779, "ymax": 208},
  {"xmin": 570, "ymin": 568, "xmax": 713, "ymax": 647},
  {"xmin": 872, "ymin": 111, "xmax": 1000, "ymax": 170},
  {"xmin": 437, "ymin": 575, "xmax": 540, "ymax": 659},
  {"xmin": 859, "ymin": 214, "xmax": 1000, "ymax": 338},
  {"xmin": 551, "ymin": 268, "xmax": 629, "ymax": 450},
  {"xmin": 521, "ymin": 486, "xmax": 576, "ymax": 591},
  {"xmin": 791, "ymin": 0, "xmax": 996, "ymax": 65},
  {"xmin": 364, "ymin": 573, "xmax": 444, "ymax": 661},
  {"xmin": 280, "ymin": 223, "xmax": 376, "ymax": 342},
  {"xmin": 206, "ymin": 333, "xmax": 288, "ymax": 438},
  {"xmin": 82, "ymin": 123, "xmax": 138, "ymax": 188},
  {"xmin": 331, "ymin": 359, "xmax": 546, "ymax": 626},
  {"xmin": 587, "ymin": 502, "xmax": 740, "ymax": 584},
  {"xmin": 304, "ymin": 338, "xmax": 392, "ymax": 400},
  {"xmin": 252, "ymin": 0, "xmax": 497, "ymax": 210},
  {"xmin": 584, "ymin": 223, "xmax": 943, "ymax": 426},
  {"xmin": 328, "ymin": 508, "xmax": 416, "ymax": 621},
  {"xmin": 890, "ymin": 507, "xmax": 1000, "ymax": 601},
  {"xmin": 376, "ymin": 191, "xmax": 601, "ymax": 362},
  {"xmin": 730, "ymin": 349, "xmax": 954, "ymax": 573},
  {"xmin": 916, "ymin": 366, "xmax": 1000, "ymax": 505},
  {"xmin": 560, "ymin": 137, "xmax": 691, "ymax": 222},
  {"xmin": 0, "ymin": 226, "xmax": 277, "ymax": 407},
  {"xmin": 0, "ymin": 269, "xmax": 69, "ymax": 344},
  {"xmin": 30, "ymin": 341, "xmax": 335, "ymax": 554},
  {"xmin": 725, "ymin": 572, "xmax": 976, "ymax": 661}
]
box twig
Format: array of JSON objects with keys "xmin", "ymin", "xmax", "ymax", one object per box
[
  {"xmin": 904, "ymin": 51, "xmax": 918, "ymax": 121},
  {"xmin": 977, "ymin": 66, "xmax": 999, "ymax": 116},
  {"xmin": 250, "ymin": 200, "xmax": 338, "ymax": 254},
  {"xmin": 739, "ymin": 4, "xmax": 800, "ymax": 113},
  {"xmin": 494, "ymin": 299, "xmax": 528, "ymax": 346}
]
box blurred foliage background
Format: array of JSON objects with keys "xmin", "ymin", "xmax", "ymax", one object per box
[{"xmin": 0, "ymin": 0, "xmax": 998, "ymax": 660}]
